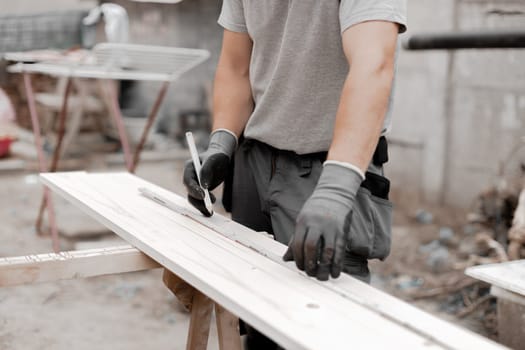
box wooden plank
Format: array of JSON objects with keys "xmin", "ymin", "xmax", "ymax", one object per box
[
  {"xmin": 0, "ymin": 245, "xmax": 160, "ymax": 287},
  {"xmin": 40, "ymin": 172, "xmax": 504, "ymax": 350},
  {"xmin": 215, "ymin": 303, "xmax": 242, "ymax": 350},
  {"xmin": 491, "ymin": 286, "xmax": 525, "ymax": 307},
  {"xmin": 0, "ymin": 159, "xmax": 26, "ymax": 172},
  {"xmin": 132, "ymin": 175, "xmax": 506, "ymax": 350},
  {"xmin": 466, "ymin": 260, "xmax": 525, "ymax": 296},
  {"xmin": 186, "ymin": 291, "xmax": 213, "ymax": 350},
  {"xmin": 495, "ymin": 295, "xmax": 525, "ymax": 350},
  {"xmin": 162, "ymin": 270, "xmax": 224, "ymax": 350},
  {"xmin": 35, "ymin": 93, "xmax": 104, "ymax": 112}
]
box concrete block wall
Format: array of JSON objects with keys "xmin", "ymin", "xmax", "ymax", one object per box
[
  {"xmin": 1, "ymin": 0, "xmax": 96, "ymax": 14},
  {"xmin": 447, "ymin": 0, "xmax": 525, "ymax": 206},
  {"xmin": 388, "ymin": 0, "xmax": 455, "ymax": 206},
  {"xmin": 0, "ymin": 0, "xmax": 97, "ymax": 53},
  {"xmin": 390, "ymin": 0, "xmax": 525, "ymax": 208}
]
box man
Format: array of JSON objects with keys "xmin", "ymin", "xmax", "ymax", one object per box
[{"xmin": 183, "ymin": 0, "xmax": 407, "ymax": 348}]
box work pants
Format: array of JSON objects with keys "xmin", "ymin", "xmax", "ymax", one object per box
[{"xmin": 229, "ymin": 139, "xmax": 393, "ymax": 350}]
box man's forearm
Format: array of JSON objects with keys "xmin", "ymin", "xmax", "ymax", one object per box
[
  {"xmin": 212, "ymin": 65, "xmax": 253, "ymax": 137},
  {"xmin": 327, "ymin": 21, "xmax": 399, "ymax": 173},
  {"xmin": 211, "ymin": 30, "xmax": 254, "ymax": 137},
  {"xmin": 327, "ymin": 64, "xmax": 394, "ymax": 172}
]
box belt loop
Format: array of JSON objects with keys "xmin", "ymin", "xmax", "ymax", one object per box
[
  {"xmin": 300, "ymin": 158, "xmax": 312, "ymax": 170},
  {"xmin": 242, "ymin": 138, "xmax": 254, "ymax": 153},
  {"xmin": 298, "ymin": 157, "xmax": 312, "ymax": 177}
]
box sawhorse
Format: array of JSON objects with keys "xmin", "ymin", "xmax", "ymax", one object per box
[
  {"xmin": 0, "ymin": 245, "xmax": 241, "ymax": 350},
  {"xmin": 163, "ymin": 270, "xmax": 242, "ymax": 350}
]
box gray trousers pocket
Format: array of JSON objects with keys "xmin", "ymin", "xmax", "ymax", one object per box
[{"xmin": 346, "ymin": 188, "xmax": 393, "ymax": 260}]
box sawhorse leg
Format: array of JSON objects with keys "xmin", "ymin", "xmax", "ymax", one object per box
[
  {"xmin": 215, "ymin": 303, "xmax": 242, "ymax": 350},
  {"xmin": 163, "ymin": 270, "xmax": 242, "ymax": 350},
  {"xmin": 187, "ymin": 291, "xmax": 214, "ymax": 350},
  {"xmin": 35, "ymin": 77, "xmax": 74, "ymax": 250},
  {"xmin": 130, "ymin": 81, "xmax": 170, "ymax": 173},
  {"xmin": 103, "ymin": 80, "xmax": 169, "ymax": 174},
  {"xmin": 24, "ymin": 73, "xmax": 73, "ymax": 252},
  {"xmin": 103, "ymin": 80, "xmax": 133, "ymax": 172}
]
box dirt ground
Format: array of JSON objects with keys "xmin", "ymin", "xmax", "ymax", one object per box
[
  {"xmin": 0, "ymin": 152, "xmax": 500, "ymax": 349},
  {"xmin": 0, "ymin": 155, "xmax": 224, "ymax": 350},
  {"xmin": 371, "ymin": 208, "xmax": 497, "ymax": 339}
]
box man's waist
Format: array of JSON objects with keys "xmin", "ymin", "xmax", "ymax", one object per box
[{"xmin": 243, "ymin": 136, "xmax": 388, "ymax": 168}]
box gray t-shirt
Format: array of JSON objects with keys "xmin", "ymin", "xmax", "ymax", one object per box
[{"xmin": 218, "ymin": 0, "xmax": 407, "ymax": 154}]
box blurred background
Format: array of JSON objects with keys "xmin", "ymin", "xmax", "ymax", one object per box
[{"xmin": 0, "ymin": 0, "xmax": 524, "ymax": 349}]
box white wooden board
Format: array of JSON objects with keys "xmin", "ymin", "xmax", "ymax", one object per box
[
  {"xmin": 491, "ymin": 286, "xmax": 525, "ymax": 307},
  {"xmin": 0, "ymin": 245, "xmax": 159, "ymax": 287},
  {"xmin": 41, "ymin": 172, "xmax": 505, "ymax": 350},
  {"xmin": 466, "ymin": 260, "xmax": 525, "ymax": 297}
]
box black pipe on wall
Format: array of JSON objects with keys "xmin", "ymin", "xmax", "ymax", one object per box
[{"xmin": 403, "ymin": 30, "xmax": 525, "ymax": 50}]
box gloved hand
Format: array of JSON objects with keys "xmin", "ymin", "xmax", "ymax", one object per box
[
  {"xmin": 283, "ymin": 162, "xmax": 364, "ymax": 281},
  {"xmin": 183, "ymin": 129, "xmax": 237, "ymax": 217}
]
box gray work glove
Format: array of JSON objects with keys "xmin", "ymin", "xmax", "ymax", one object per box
[
  {"xmin": 183, "ymin": 129, "xmax": 237, "ymax": 217},
  {"xmin": 283, "ymin": 162, "xmax": 363, "ymax": 281}
]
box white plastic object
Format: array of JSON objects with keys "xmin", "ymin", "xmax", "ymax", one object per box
[{"xmin": 186, "ymin": 131, "xmax": 214, "ymax": 215}]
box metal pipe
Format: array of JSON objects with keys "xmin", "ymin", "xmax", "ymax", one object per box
[{"xmin": 403, "ymin": 30, "xmax": 525, "ymax": 50}]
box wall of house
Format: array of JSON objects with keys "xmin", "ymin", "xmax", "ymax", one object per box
[
  {"xmin": 1, "ymin": 0, "xmax": 96, "ymax": 14},
  {"xmin": 390, "ymin": 0, "xmax": 525, "ymax": 208},
  {"xmin": 0, "ymin": 0, "xmax": 97, "ymax": 53}
]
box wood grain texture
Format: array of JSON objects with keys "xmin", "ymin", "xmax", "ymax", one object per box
[
  {"xmin": 215, "ymin": 303, "xmax": 242, "ymax": 350},
  {"xmin": 136, "ymin": 183, "xmax": 505, "ymax": 350},
  {"xmin": 0, "ymin": 245, "xmax": 160, "ymax": 287},
  {"xmin": 466, "ymin": 260, "xmax": 525, "ymax": 296},
  {"xmin": 186, "ymin": 291, "xmax": 213, "ymax": 350},
  {"xmin": 162, "ymin": 271, "xmax": 242, "ymax": 349},
  {"xmin": 496, "ymin": 297, "xmax": 525, "ymax": 350},
  {"xmin": 40, "ymin": 172, "xmax": 505, "ymax": 350},
  {"xmin": 163, "ymin": 269, "xmax": 195, "ymax": 311}
]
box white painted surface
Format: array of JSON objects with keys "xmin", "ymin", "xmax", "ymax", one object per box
[
  {"xmin": 491, "ymin": 286, "xmax": 525, "ymax": 307},
  {"xmin": 7, "ymin": 43, "xmax": 210, "ymax": 82},
  {"xmin": 466, "ymin": 260, "xmax": 525, "ymax": 297},
  {"xmin": 0, "ymin": 245, "xmax": 160, "ymax": 287},
  {"xmin": 1, "ymin": 0, "xmax": 97, "ymax": 15},
  {"xmin": 40, "ymin": 172, "xmax": 505, "ymax": 350}
]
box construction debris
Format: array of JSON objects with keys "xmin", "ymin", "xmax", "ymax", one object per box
[
  {"xmin": 415, "ymin": 209, "xmax": 434, "ymax": 224},
  {"xmin": 427, "ymin": 246, "xmax": 450, "ymax": 273},
  {"xmin": 508, "ymin": 189, "xmax": 525, "ymax": 260},
  {"xmin": 468, "ymin": 185, "xmax": 519, "ymax": 246},
  {"xmin": 409, "ymin": 278, "xmax": 480, "ymax": 300},
  {"xmin": 454, "ymin": 232, "xmax": 508, "ymax": 270},
  {"xmin": 438, "ymin": 227, "xmax": 456, "ymax": 247}
]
